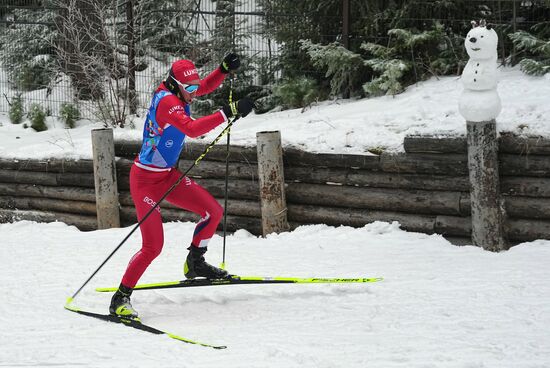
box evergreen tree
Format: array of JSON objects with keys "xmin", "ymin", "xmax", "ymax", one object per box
[
  {"xmin": 28, "ymin": 103, "xmax": 48, "ymax": 132},
  {"xmin": 8, "ymin": 94, "xmax": 24, "ymax": 124},
  {"xmin": 0, "ymin": 6, "xmax": 57, "ymax": 91},
  {"xmin": 509, "ymin": 30, "xmax": 550, "ymax": 75},
  {"xmin": 300, "ymin": 40, "xmax": 365, "ymax": 98},
  {"xmin": 134, "ymin": 0, "xmax": 198, "ymax": 58}
]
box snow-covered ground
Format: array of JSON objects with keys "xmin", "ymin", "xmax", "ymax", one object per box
[
  {"xmin": 1, "ymin": 220, "xmax": 549, "ymax": 367},
  {"xmin": 1, "ymin": 66, "xmax": 550, "ymax": 367}
]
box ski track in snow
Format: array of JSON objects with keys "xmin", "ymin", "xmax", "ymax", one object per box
[{"xmin": 1, "ymin": 221, "xmax": 549, "ymax": 367}]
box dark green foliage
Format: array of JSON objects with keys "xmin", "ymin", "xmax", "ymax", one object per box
[
  {"xmin": 133, "ymin": 0, "xmax": 198, "ymax": 57},
  {"xmin": 28, "ymin": 103, "xmax": 48, "ymax": 132},
  {"xmin": 9, "ymin": 95, "xmax": 24, "ymax": 124},
  {"xmin": 272, "ymin": 77, "xmax": 323, "ymax": 109},
  {"xmin": 257, "ymin": 0, "xmax": 344, "ymax": 81},
  {"xmin": 362, "ymin": 22, "xmax": 465, "ymax": 96},
  {"xmin": 300, "ymin": 40, "xmax": 366, "ymax": 97},
  {"xmin": 0, "ymin": 8, "xmax": 56, "ymax": 91},
  {"xmin": 509, "ymin": 30, "xmax": 550, "ymax": 75},
  {"xmin": 59, "ymin": 103, "xmax": 81, "ymax": 129}
]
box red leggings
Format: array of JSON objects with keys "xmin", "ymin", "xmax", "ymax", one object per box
[{"xmin": 121, "ymin": 164, "xmax": 223, "ymax": 288}]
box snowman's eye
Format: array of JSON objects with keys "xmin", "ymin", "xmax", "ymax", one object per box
[{"xmin": 481, "ymin": 35, "xmax": 484, "ymax": 38}]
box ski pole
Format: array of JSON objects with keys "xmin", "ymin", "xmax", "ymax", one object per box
[
  {"xmin": 220, "ymin": 77, "xmax": 235, "ymax": 270},
  {"xmin": 67, "ymin": 116, "xmax": 239, "ymax": 303}
]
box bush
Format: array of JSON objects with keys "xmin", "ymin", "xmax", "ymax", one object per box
[
  {"xmin": 16, "ymin": 60, "xmax": 53, "ymax": 91},
  {"xmin": 28, "ymin": 103, "xmax": 48, "ymax": 132},
  {"xmin": 509, "ymin": 30, "xmax": 550, "ymax": 76},
  {"xmin": 273, "ymin": 77, "xmax": 323, "ymax": 109},
  {"xmin": 300, "ymin": 40, "xmax": 366, "ymax": 98},
  {"xmin": 9, "ymin": 94, "xmax": 24, "ymax": 124},
  {"xmin": 59, "ymin": 103, "xmax": 81, "ymax": 129}
]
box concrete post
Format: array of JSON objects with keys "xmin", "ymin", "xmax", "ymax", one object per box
[
  {"xmin": 91, "ymin": 128, "xmax": 120, "ymax": 229},
  {"xmin": 256, "ymin": 131, "xmax": 289, "ymax": 236},
  {"xmin": 466, "ymin": 119, "xmax": 507, "ymax": 251}
]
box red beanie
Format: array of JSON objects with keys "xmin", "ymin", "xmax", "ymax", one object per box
[{"xmin": 170, "ymin": 60, "xmax": 199, "ymax": 83}]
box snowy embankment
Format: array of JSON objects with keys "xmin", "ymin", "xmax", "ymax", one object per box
[
  {"xmin": 0, "ymin": 220, "xmax": 549, "ymax": 367},
  {"xmin": 1, "ymin": 67, "xmax": 550, "ymax": 160}
]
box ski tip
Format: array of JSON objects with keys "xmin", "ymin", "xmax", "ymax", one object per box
[
  {"xmin": 64, "ymin": 297, "xmax": 79, "ymax": 312},
  {"xmin": 167, "ymin": 333, "xmax": 227, "ymax": 349}
]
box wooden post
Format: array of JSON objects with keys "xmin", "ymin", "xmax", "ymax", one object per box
[
  {"xmin": 466, "ymin": 120, "xmax": 507, "ymax": 251},
  {"xmin": 256, "ymin": 131, "xmax": 289, "ymax": 236},
  {"xmin": 92, "ymin": 128, "xmax": 120, "ymax": 229}
]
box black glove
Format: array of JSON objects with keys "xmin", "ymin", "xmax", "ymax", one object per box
[
  {"xmin": 222, "ymin": 97, "xmax": 255, "ymax": 118},
  {"xmin": 220, "ymin": 53, "xmax": 240, "ymax": 74}
]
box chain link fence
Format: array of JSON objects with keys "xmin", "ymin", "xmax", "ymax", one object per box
[{"xmin": 0, "ymin": 0, "xmax": 548, "ymax": 122}]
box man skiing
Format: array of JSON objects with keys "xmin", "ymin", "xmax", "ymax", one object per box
[{"xmin": 109, "ymin": 53, "xmax": 255, "ymax": 318}]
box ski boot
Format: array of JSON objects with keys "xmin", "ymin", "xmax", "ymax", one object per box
[
  {"xmin": 184, "ymin": 246, "xmax": 229, "ymax": 279},
  {"xmin": 109, "ymin": 284, "xmax": 139, "ymax": 320}
]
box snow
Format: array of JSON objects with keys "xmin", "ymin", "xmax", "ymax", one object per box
[
  {"xmin": 0, "ymin": 220, "xmax": 549, "ymax": 367},
  {"xmin": 1, "ymin": 66, "xmax": 550, "ymax": 158},
  {"xmin": 1, "ymin": 65, "xmax": 550, "ymax": 366}
]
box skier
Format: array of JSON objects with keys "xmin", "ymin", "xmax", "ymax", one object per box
[{"xmin": 110, "ymin": 53, "xmax": 255, "ymax": 318}]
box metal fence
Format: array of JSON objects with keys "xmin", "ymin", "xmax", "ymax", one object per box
[{"xmin": 0, "ymin": 0, "xmax": 548, "ymax": 121}]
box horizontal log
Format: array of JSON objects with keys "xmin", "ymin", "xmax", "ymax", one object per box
[
  {"xmin": 499, "ymin": 134, "xmax": 550, "ymax": 155},
  {"xmin": 179, "ymin": 160, "xmax": 258, "ymax": 180},
  {"xmin": 283, "ymin": 147, "xmax": 381, "ymax": 170},
  {"xmin": 0, "ymin": 183, "xmax": 96, "ymax": 202},
  {"xmin": 117, "ymin": 140, "xmax": 382, "ymax": 169},
  {"xmin": 500, "ymin": 154, "xmax": 550, "ymax": 177},
  {"xmin": 501, "ymin": 177, "xmax": 550, "ymax": 197},
  {"xmin": 0, "ymin": 158, "xmax": 94, "ymax": 173},
  {"xmin": 433, "ymin": 214, "xmax": 550, "ymax": 242},
  {"xmin": 0, "ymin": 169, "xmax": 57, "ymax": 186},
  {"xmin": 287, "ymin": 204, "xmax": 435, "ymax": 233},
  {"xmin": 380, "ymin": 152, "xmax": 469, "ymax": 176},
  {"xmin": 507, "ymin": 219, "xmax": 550, "ymax": 242},
  {"xmin": 435, "ymin": 215, "xmax": 471, "ymax": 237},
  {"xmin": 505, "ymin": 197, "xmax": 550, "ymax": 220},
  {"xmin": 115, "ymin": 140, "xmax": 259, "ymax": 163},
  {"xmin": 0, "ymin": 196, "xmax": 97, "ymax": 216},
  {"xmin": 118, "ymin": 192, "xmax": 260, "ymax": 218},
  {"xmin": 405, "ymin": 134, "xmax": 550, "ymax": 155},
  {"xmin": 285, "ymin": 166, "xmax": 471, "ymax": 191},
  {"xmin": 286, "ymin": 183, "xmax": 465, "ymax": 215},
  {"xmin": 119, "ymin": 206, "xmax": 262, "ymax": 235},
  {"xmin": 404, "ymin": 136, "xmax": 467, "ymax": 154},
  {"xmin": 0, "ymin": 208, "xmax": 97, "ymax": 231},
  {"xmin": 0, "ymin": 170, "xmax": 95, "ymax": 188}
]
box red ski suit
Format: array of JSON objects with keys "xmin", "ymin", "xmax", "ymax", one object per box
[{"xmin": 121, "ymin": 68, "xmax": 229, "ymax": 288}]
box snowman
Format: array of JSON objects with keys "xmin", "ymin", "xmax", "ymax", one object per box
[{"xmin": 458, "ymin": 20, "xmax": 501, "ymax": 122}]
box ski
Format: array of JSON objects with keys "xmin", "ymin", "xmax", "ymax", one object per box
[
  {"xmin": 96, "ymin": 275, "xmax": 383, "ymax": 292},
  {"xmin": 64, "ymin": 298, "xmax": 226, "ymax": 349}
]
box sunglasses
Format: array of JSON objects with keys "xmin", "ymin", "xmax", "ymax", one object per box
[{"xmin": 172, "ymin": 77, "xmax": 199, "ymax": 93}]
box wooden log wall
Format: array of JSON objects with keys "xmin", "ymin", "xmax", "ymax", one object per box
[{"xmin": 1, "ymin": 133, "xmax": 550, "ymax": 245}]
